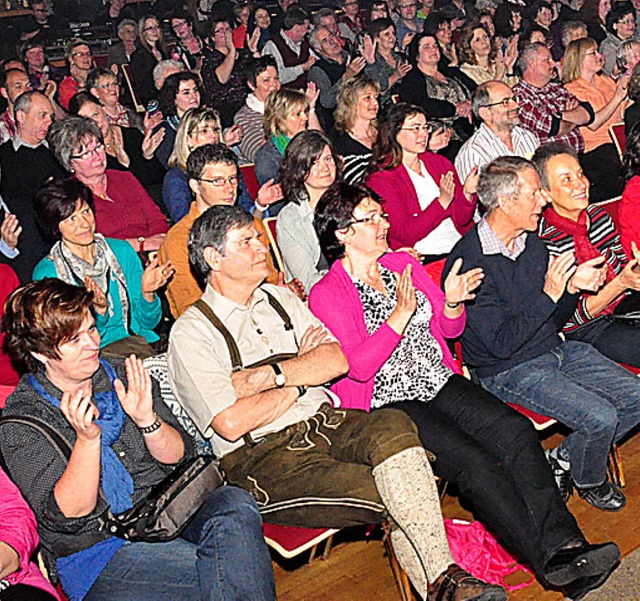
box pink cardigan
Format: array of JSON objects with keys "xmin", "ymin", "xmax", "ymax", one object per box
[
  {"xmin": 308, "ymin": 252, "xmax": 465, "ymax": 411},
  {"xmin": 366, "ymin": 151, "xmax": 475, "ymax": 250},
  {"xmin": 0, "ymin": 467, "xmax": 60, "ymax": 599}
]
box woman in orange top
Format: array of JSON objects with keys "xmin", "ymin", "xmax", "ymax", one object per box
[{"xmin": 563, "ymin": 37, "xmax": 629, "ymax": 201}]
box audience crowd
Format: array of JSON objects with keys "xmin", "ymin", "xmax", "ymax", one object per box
[{"xmin": 1, "ymin": 0, "xmax": 640, "ymax": 600}]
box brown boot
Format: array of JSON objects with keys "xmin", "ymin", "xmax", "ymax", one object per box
[{"xmin": 428, "ymin": 564, "xmax": 507, "ymax": 601}]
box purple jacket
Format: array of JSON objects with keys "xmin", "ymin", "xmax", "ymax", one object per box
[
  {"xmin": 0, "ymin": 467, "xmax": 60, "ymax": 599},
  {"xmin": 308, "ymin": 252, "xmax": 465, "ymax": 411}
]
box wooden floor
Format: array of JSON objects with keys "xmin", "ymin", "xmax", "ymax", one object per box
[{"xmin": 271, "ymin": 430, "xmax": 640, "ymax": 600}]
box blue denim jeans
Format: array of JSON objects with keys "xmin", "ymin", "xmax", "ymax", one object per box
[
  {"xmin": 481, "ymin": 341, "xmax": 640, "ymax": 488},
  {"xmin": 85, "ymin": 486, "xmax": 276, "ymax": 601}
]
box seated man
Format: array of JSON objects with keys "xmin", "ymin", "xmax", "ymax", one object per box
[
  {"xmin": 445, "ymin": 156, "xmax": 640, "ymax": 513},
  {"xmin": 0, "ymin": 68, "xmax": 32, "ymax": 145},
  {"xmin": 168, "ymin": 204, "xmax": 509, "ymax": 601},
  {"xmin": 534, "ymin": 142, "xmax": 640, "ymax": 367},
  {"xmin": 159, "ymin": 144, "xmax": 281, "ymax": 319}
]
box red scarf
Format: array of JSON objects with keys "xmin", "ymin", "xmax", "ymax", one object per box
[{"xmin": 544, "ymin": 207, "xmax": 622, "ymax": 315}]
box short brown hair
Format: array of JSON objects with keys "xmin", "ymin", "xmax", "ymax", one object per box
[{"xmin": 2, "ymin": 279, "xmax": 94, "ymax": 371}]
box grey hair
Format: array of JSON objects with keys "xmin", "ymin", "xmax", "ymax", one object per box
[
  {"xmin": 516, "ymin": 42, "xmax": 547, "ymax": 75},
  {"xmin": 616, "ymin": 39, "xmax": 640, "ymax": 72},
  {"xmin": 117, "ymin": 18, "xmax": 137, "ymax": 35},
  {"xmin": 188, "ymin": 205, "xmax": 254, "ymax": 283},
  {"xmin": 561, "ymin": 21, "xmax": 587, "ymax": 48},
  {"xmin": 477, "ymin": 156, "xmax": 535, "ymax": 213},
  {"xmin": 14, "ymin": 89, "xmax": 44, "ymax": 116},
  {"xmin": 47, "ymin": 116, "xmax": 104, "ymax": 172},
  {"xmin": 309, "ymin": 26, "xmax": 326, "ymax": 54},
  {"xmin": 471, "ymin": 82, "xmax": 493, "ymax": 121},
  {"xmin": 313, "ymin": 8, "xmax": 336, "ymax": 26},
  {"xmin": 152, "ymin": 59, "xmax": 185, "ymax": 90}
]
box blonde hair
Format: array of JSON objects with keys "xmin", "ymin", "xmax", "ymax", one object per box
[
  {"xmin": 263, "ymin": 88, "xmax": 308, "ymax": 137},
  {"xmin": 334, "ymin": 74, "xmax": 380, "ymax": 133},
  {"xmin": 562, "ymin": 37, "xmax": 597, "ymax": 83},
  {"xmin": 168, "ymin": 107, "xmax": 222, "ymax": 171}
]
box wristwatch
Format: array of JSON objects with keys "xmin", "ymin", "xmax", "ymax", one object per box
[{"xmin": 271, "ymin": 363, "xmax": 286, "ymax": 388}]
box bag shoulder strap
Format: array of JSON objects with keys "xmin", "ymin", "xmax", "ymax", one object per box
[{"xmin": 0, "ymin": 414, "xmax": 73, "ymax": 462}]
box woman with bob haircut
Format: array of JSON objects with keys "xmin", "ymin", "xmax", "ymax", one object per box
[
  {"xmin": 366, "ymin": 103, "xmax": 477, "ymax": 261},
  {"xmin": 276, "ymin": 130, "xmax": 341, "ymax": 291},
  {"xmin": 563, "ymin": 37, "xmax": 629, "ymax": 202},
  {"xmin": 307, "ymin": 180, "xmax": 621, "ymax": 601},
  {"xmin": 254, "ymin": 86, "xmax": 321, "ymax": 198},
  {"xmin": 32, "ymin": 178, "xmax": 172, "ymax": 357},
  {"xmin": 164, "ymin": 107, "xmax": 253, "ymax": 221},
  {"xmin": 599, "ymin": 2, "xmax": 636, "ymax": 76},
  {"xmin": 0, "ymin": 278, "xmax": 276, "ymax": 601},
  {"xmin": 48, "ymin": 117, "xmax": 169, "ymax": 254}
]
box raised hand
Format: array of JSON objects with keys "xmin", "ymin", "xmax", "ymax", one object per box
[
  {"xmin": 0, "ymin": 212, "xmax": 21, "ymax": 249},
  {"xmin": 60, "ymin": 386, "xmax": 101, "ymax": 441},
  {"xmin": 305, "ymin": 81, "xmax": 319, "ymax": 109},
  {"xmin": 256, "ymin": 179, "xmax": 283, "ymax": 207},
  {"xmin": 143, "ymin": 111, "xmax": 163, "ymax": 133},
  {"xmin": 438, "ymin": 171, "xmax": 456, "ymax": 208},
  {"xmin": 443, "ymin": 258, "xmax": 484, "ymax": 305},
  {"xmin": 85, "ymin": 276, "xmax": 109, "ymax": 315},
  {"xmin": 463, "ymin": 166, "xmax": 479, "ymax": 200},
  {"xmin": 359, "ymin": 35, "xmax": 377, "ymax": 64},
  {"xmin": 345, "ymin": 55, "xmax": 366, "ymax": 79},
  {"xmin": 543, "ymin": 252, "xmax": 577, "ymax": 302},
  {"xmin": 141, "ymin": 256, "xmax": 175, "ymax": 295},
  {"xmin": 114, "ymin": 354, "xmax": 155, "ymax": 427},
  {"xmin": 223, "ymin": 124, "xmax": 243, "ymax": 146},
  {"xmin": 142, "ymin": 126, "xmax": 165, "ymax": 158},
  {"xmin": 247, "ymin": 27, "xmax": 261, "ymax": 54}
]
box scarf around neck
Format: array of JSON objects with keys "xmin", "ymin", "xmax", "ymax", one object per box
[{"xmin": 246, "ymin": 93, "xmax": 265, "ymax": 114}]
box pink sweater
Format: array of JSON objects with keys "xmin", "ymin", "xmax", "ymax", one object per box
[
  {"xmin": 366, "ymin": 152, "xmax": 475, "ymax": 250},
  {"xmin": 0, "ymin": 467, "xmax": 60, "ymax": 599},
  {"xmin": 308, "ymin": 252, "xmax": 465, "ymax": 411}
]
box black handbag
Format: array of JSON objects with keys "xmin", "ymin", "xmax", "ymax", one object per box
[{"xmin": 0, "ymin": 414, "xmax": 225, "ymax": 543}]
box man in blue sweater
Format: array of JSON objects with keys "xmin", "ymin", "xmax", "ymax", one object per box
[{"xmin": 445, "ymin": 156, "xmax": 640, "ymax": 516}]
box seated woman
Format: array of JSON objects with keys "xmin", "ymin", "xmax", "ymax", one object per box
[
  {"xmin": 0, "ymin": 279, "xmax": 275, "ymax": 601},
  {"xmin": 169, "ymin": 10, "xmax": 206, "ymax": 72},
  {"xmin": 277, "ymin": 131, "xmax": 340, "ymax": 291},
  {"xmin": 0, "ymin": 466, "xmax": 60, "ymax": 601},
  {"xmin": 69, "ymin": 93, "xmax": 166, "ymax": 206},
  {"xmin": 32, "ymin": 179, "xmax": 172, "ymax": 357},
  {"xmin": 331, "ymin": 75, "xmax": 380, "ymax": 185},
  {"xmin": 366, "ymin": 103, "xmax": 477, "ymax": 262},
  {"xmin": 621, "ymin": 122, "xmax": 640, "ymax": 255},
  {"xmin": 254, "ymin": 86, "xmax": 321, "ymax": 213},
  {"xmin": 599, "ymin": 3, "xmax": 636, "ymax": 76},
  {"xmin": 309, "ymin": 181, "xmax": 621, "ymax": 601},
  {"xmin": 457, "ymin": 21, "xmax": 518, "ymax": 87},
  {"xmin": 399, "ymin": 32, "xmax": 475, "ymax": 153},
  {"xmin": 86, "ymin": 67, "xmax": 143, "ymax": 131},
  {"xmin": 48, "ymin": 117, "xmax": 169, "ymax": 254},
  {"xmin": 535, "ymin": 142, "xmax": 640, "ymax": 368},
  {"xmin": 563, "ymin": 37, "xmax": 629, "ymax": 202}
]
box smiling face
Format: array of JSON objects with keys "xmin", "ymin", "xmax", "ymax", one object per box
[
  {"xmin": 58, "ymin": 200, "xmax": 96, "ymax": 248},
  {"xmin": 187, "ymin": 120, "xmax": 221, "ymax": 150},
  {"xmin": 505, "ymin": 167, "xmax": 548, "ymax": 232},
  {"xmin": 397, "ymin": 0, "xmax": 417, "ymax": 21},
  {"xmin": 376, "ymin": 25, "xmax": 397, "ymax": 51},
  {"xmin": 171, "ymin": 17, "xmax": 193, "ymax": 40},
  {"xmin": 482, "ymin": 82, "xmax": 520, "ymax": 132},
  {"xmin": 355, "ymin": 87, "xmax": 379, "ymax": 122},
  {"xmin": 38, "ymin": 311, "xmax": 101, "ymax": 389},
  {"xmin": 436, "ymin": 20, "xmax": 452, "ymax": 45},
  {"xmin": 615, "ymin": 13, "xmax": 636, "ymax": 41},
  {"xmin": 175, "ymin": 79, "xmax": 201, "ymax": 116},
  {"xmin": 536, "ymin": 6, "xmax": 553, "ymax": 29},
  {"xmin": 470, "ymin": 27, "xmax": 491, "ymax": 58},
  {"xmin": 283, "ymin": 102, "xmax": 309, "ymax": 137},
  {"xmin": 77, "ymin": 102, "xmax": 110, "ymax": 137},
  {"xmin": 340, "ymin": 197, "xmax": 390, "ymax": 259},
  {"xmin": 417, "ymin": 35, "xmax": 441, "ymax": 67},
  {"xmin": 305, "ymin": 145, "xmax": 337, "ymax": 196},
  {"xmin": 396, "ymin": 112, "xmax": 429, "ymax": 156},
  {"xmin": 91, "ymin": 74, "xmax": 119, "ymax": 108},
  {"xmin": 544, "ymin": 153, "xmax": 590, "ymax": 219},
  {"xmin": 251, "ymin": 66, "xmax": 281, "ymax": 102},
  {"xmin": 315, "ymin": 26, "xmax": 342, "ymax": 59},
  {"xmin": 255, "ymin": 8, "xmax": 271, "ymax": 29}
]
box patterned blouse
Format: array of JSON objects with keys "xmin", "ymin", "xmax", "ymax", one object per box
[{"xmin": 353, "ymin": 265, "xmax": 452, "ymax": 409}]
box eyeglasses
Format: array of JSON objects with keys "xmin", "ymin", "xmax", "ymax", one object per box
[
  {"xmin": 71, "ymin": 143, "xmax": 105, "ymax": 161},
  {"xmin": 72, "ymin": 51, "xmax": 92, "ymax": 58},
  {"xmin": 400, "ymin": 124, "xmax": 430, "ymax": 134},
  {"xmin": 144, "ymin": 25, "xmax": 160, "ymax": 32},
  {"xmin": 172, "ymin": 20, "xmax": 188, "ymax": 28},
  {"xmin": 348, "ymin": 212, "xmax": 389, "ymax": 226},
  {"xmin": 399, "ymin": 2, "xmax": 417, "ymax": 9},
  {"xmin": 197, "ymin": 175, "xmax": 241, "ymax": 186},
  {"xmin": 482, "ymin": 96, "xmax": 517, "ymax": 108},
  {"xmin": 214, "ymin": 27, "xmax": 231, "ymax": 35}
]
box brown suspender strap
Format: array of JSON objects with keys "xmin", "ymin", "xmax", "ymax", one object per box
[{"xmin": 193, "ymin": 299, "xmax": 243, "ymax": 371}]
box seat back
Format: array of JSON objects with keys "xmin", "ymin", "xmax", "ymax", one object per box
[
  {"xmin": 121, "ymin": 63, "xmax": 145, "ymax": 113},
  {"xmin": 240, "ymin": 164, "xmax": 260, "ymax": 200},
  {"xmin": 263, "ymin": 217, "xmax": 286, "ymax": 273},
  {"xmin": 609, "ymin": 122, "xmax": 626, "ymax": 158}
]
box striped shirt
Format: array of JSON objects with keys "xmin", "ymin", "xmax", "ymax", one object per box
[
  {"xmin": 455, "ymin": 123, "xmax": 540, "ymax": 182},
  {"xmin": 538, "ymin": 204, "xmax": 628, "ymax": 332},
  {"xmin": 331, "ymin": 129, "xmax": 372, "ymax": 185}
]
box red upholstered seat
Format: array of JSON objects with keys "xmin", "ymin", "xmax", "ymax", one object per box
[{"xmin": 262, "ymin": 523, "xmax": 338, "ymax": 559}]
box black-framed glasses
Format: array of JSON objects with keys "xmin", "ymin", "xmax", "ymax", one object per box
[
  {"xmin": 197, "ymin": 175, "xmax": 241, "ymax": 187},
  {"xmin": 482, "ymin": 96, "xmax": 516, "ymax": 109},
  {"xmin": 347, "ymin": 212, "xmax": 389, "ymax": 226},
  {"xmin": 71, "ymin": 143, "xmax": 105, "ymax": 161}
]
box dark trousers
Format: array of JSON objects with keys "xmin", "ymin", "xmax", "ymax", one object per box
[
  {"xmin": 0, "ymin": 584, "xmax": 56, "ymax": 601},
  {"xmin": 567, "ymin": 315, "xmax": 640, "ymax": 367},
  {"xmin": 220, "ymin": 404, "xmax": 421, "ymax": 528},
  {"xmin": 581, "ymin": 143, "xmax": 624, "ymax": 203},
  {"xmin": 387, "ymin": 375, "xmax": 583, "ymax": 576}
]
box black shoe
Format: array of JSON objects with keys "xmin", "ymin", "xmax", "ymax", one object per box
[
  {"xmin": 545, "ymin": 448, "xmax": 573, "ymax": 502},
  {"xmin": 560, "ymin": 561, "xmax": 619, "ymax": 600},
  {"xmin": 577, "ymin": 481, "xmax": 626, "ymax": 512},
  {"xmin": 543, "ymin": 542, "xmax": 620, "ymax": 587}
]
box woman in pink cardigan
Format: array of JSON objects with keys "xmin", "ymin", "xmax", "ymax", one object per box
[
  {"xmin": 366, "ymin": 103, "xmax": 478, "ymax": 261},
  {"xmin": 0, "ymin": 466, "xmax": 60, "ymax": 600},
  {"xmin": 309, "ymin": 181, "xmax": 612, "ymax": 596}
]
